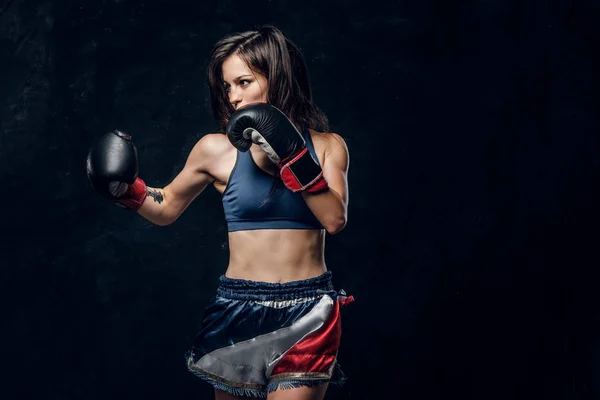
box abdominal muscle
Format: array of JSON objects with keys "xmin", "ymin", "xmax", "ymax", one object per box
[{"xmin": 225, "ymin": 228, "xmax": 327, "ymax": 283}]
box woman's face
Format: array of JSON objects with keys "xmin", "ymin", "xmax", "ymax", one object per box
[{"xmin": 222, "ymin": 54, "xmax": 268, "ymax": 110}]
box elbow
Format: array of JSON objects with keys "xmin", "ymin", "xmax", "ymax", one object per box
[
  {"xmin": 324, "ymin": 215, "xmax": 347, "ymax": 235},
  {"xmin": 155, "ymin": 199, "xmax": 185, "ymax": 226},
  {"xmin": 153, "ymin": 210, "xmax": 177, "ymax": 227},
  {"xmin": 153, "ymin": 219, "xmax": 173, "ymax": 227}
]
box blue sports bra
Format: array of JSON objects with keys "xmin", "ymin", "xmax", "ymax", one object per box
[{"xmin": 222, "ymin": 127, "xmax": 325, "ymax": 232}]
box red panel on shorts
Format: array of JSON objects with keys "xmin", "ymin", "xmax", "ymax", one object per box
[{"xmin": 271, "ymin": 299, "xmax": 344, "ymax": 375}]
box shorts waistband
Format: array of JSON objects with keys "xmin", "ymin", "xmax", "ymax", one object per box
[{"xmin": 217, "ymin": 271, "xmax": 335, "ymax": 301}]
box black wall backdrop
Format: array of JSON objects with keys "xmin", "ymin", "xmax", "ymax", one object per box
[{"xmin": 1, "ymin": 0, "xmax": 599, "ymax": 399}]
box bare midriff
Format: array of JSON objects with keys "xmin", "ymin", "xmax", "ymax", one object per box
[{"xmin": 225, "ymin": 228, "xmax": 327, "ymax": 283}]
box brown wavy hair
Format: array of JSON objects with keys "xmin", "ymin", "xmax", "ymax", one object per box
[{"xmin": 207, "ymin": 25, "xmax": 329, "ymax": 133}]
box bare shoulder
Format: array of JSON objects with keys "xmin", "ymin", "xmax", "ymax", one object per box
[
  {"xmin": 326, "ymin": 132, "xmax": 348, "ymax": 154},
  {"xmin": 185, "ymin": 133, "xmax": 233, "ymax": 177},
  {"xmin": 309, "ymin": 130, "xmax": 349, "ymax": 163},
  {"xmin": 310, "ymin": 130, "xmax": 347, "ymax": 149},
  {"xmin": 191, "ymin": 133, "xmax": 231, "ymax": 157}
]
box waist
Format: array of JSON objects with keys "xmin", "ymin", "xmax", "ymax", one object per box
[
  {"xmin": 216, "ymin": 271, "xmax": 335, "ymax": 301},
  {"xmin": 228, "ymin": 228, "xmax": 325, "ymax": 269}
]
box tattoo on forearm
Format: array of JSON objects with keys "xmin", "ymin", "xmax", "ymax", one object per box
[{"xmin": 146, "ymin": 188, "xmax": 164, "ymax": 204}]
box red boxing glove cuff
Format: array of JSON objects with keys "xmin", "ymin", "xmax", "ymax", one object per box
[
  {"xmin": 305, "ymin": 174, "xmax": 329, "ymax": 194},
  {"xmin": 279, "ymin": 148, "xmax": 329, "ymax": 193},
  {"xmin": 116, "ymin": 177, "xmax": 147, "ymax": 211}
]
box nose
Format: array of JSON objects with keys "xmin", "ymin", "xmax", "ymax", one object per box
[{"xmin": 229, "ymin": 87, "xmax": 242, "ymax": 109}]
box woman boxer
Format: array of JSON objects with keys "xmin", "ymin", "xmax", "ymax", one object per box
[{"xmin": 87, "ymin": 25, "xmax": 352, "ymax": 400}]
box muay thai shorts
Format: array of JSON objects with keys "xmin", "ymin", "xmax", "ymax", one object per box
[{"xmin": 186, "ymin": 271, "xmax": 354, "ymax": 398}]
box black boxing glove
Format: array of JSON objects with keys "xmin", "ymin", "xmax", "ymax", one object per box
[
  {"xmin": 86, "ymin": 130, "xmax": 147, "ymax": 211},
  {"xmin": 226, "ymin": 103, "xmax": 328, "ymax": 193}
]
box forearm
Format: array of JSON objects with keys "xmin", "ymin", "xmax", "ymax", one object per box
[
  {"xmin": 302, "ymin": 188, "xmax": 347, "ymax": 234},
  {"xmin": 137, "ymin": 186, "xmax": 173, "ymax": 226}
]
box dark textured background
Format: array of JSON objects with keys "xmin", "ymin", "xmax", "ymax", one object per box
[{"xmin": 1, "ymin": 0, "xmax": 599, "ymax": 399}]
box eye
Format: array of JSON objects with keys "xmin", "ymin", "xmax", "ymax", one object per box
[{"xmin": 240, "ymin": 79, "xmax": 251, "ymax": 87}]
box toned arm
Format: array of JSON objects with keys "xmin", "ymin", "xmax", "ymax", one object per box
[
  {"xmin": 302, "ymin": 133, "xmax": 350, "ymax": 234},
  {"xmin": 137, "ymin": 134, "xmax": 225, "ymax": 226}
]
